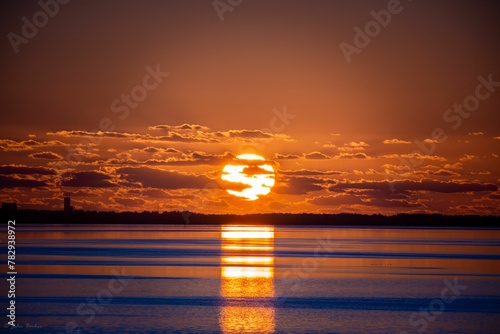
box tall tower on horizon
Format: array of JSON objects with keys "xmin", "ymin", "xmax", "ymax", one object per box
[{"xmin": 64, "ymin": 196, "xmax": 73, "ymax": 212}]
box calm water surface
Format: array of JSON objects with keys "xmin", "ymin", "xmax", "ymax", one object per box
[{"xmin": 2, "ymin": 224, "xmax": 500, "ymax": 333}]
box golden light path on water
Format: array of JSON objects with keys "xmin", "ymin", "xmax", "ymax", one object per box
[
  {"xmin": 220, "ymin": 226, "xmax": 275, "ymax": 334},
  {"xmin": 221, "ymin": 154, "xmax": 275, "ymax": 201}
]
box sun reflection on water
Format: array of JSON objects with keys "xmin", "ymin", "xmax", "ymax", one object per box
[{"xmin": 220, "ymin": 226, "xmax": 275, "ymax": 334}]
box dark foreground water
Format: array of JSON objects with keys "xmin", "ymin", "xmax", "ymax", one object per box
[{"xmin": 2, "ymin": 224, "xmax": 500, "ymax": 333}]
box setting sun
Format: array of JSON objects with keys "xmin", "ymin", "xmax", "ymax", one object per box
[{"xmin": 221, "ymin": 154, "xmax": 276, "ymax": 201}]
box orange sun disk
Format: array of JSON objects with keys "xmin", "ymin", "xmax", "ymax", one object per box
[{"xmin": 221, "ymin": 154, "xmax": 275, "ymax": 200}]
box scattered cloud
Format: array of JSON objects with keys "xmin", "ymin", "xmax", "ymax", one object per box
[
  {"xmin": 304, "ymin": 152, "xmax": 331, "ymax": 159},
  {"xmin": 279, "ymin": 169, "xmax": 343, "ymax": 176},
  {"xmin": 334, "ymin": 153, "xmax": 369, "ymax": 159},
  {"xmin": 28, "ymin": 152, "xmax": 63, "ymax": 160},
  {"xmin": 112, "ymin": 196, "xmax": 146, "ymax": 207},
  {"xmin": 328, "ymin": 179, "xmax": 498, "ymax": 194},
  {"xmin": 48, "ymin": 130, "xmax": 210, "ymax": 143},
  {"xmin": 117, "ymin": 167, "xmax": 211, "ymax": 189},
  {"xmin": 0, "ymin": 175, "xmax": 48, "ymax": 188},
  {"xmin": 344, "ymin": 141, "xmax": 369, "ymax": 147},
  {"xmin": 0, "ymin": 165, "xmax": 56, "ymax": 175},
  {"xmin": 274, "ymin": 177, "xmax": 326, "ymax": 195},
  {"xmin": 307, "ymin": 194, "xmax": 362, "ymax": 206},
  {"xmin": 459, "ymin": 154, "xmax": 480, "ymax": 161},
  {"xmin": 414, "ymin": 169, "xmax": 460, "ymax": 177},
  {"xmin": 274, "ymin": 154, "xmax": 301, "ymax": 160},
  {"xmin": 149, "ymin": 124, "xmax": 210, "ymax": 132},
  {"xmin": 62, "ymin": 171, "xmax": 116, "ymax": 188},
  {"xmin": 383, "ymin": 139, "xmax": 411, "ymax": 145}
]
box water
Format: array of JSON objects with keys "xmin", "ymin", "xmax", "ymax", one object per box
[{"xmin": 2, "ymin": 224, "xmax": 500, "ymax": 333}]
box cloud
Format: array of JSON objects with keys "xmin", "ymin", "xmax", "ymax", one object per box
[
  {"xmin": 459, "ymin": 154, "xmax": 480, "ymax": 161},
  {"xmin": 143, "ymin": 147, "xmax": 160, "ymax": 153},
  {"xmin": 0, "ymin": 175, "xmax": 48, "ymax": 188},
  {"xmin": 338, "ymin": 146, "xmax": 365, "ymax": 152},
  {"xmin": 140, "ymin": 147, "xmax": 179, "ymax": 154},
  {"xmin": 49, "ymin": 125, "xmax": 294, "ymax": 145},
  {"xmin": 304, "ymin": 152, "xmax": 331, "ymax": 159},
  {"xmin": 0, "ymin": 139, "xmax": 66, "ymax": 152},
  {"xmin": 217, "ymin": 129, "xmax": 273, "ymax": 139},
  {"xmin": 274, "ymin": 154, "xmax": 301, "ymax": 160},
  {"xmin": 279, "ymin": 169, "xmax": 343, "ymax": 176},
  {"xmin": 468, "ymin": 132, "xmax": 484, "ymax": 136},
  {"xmin": 344, "ymin": 141, "xmax": 369, "ymax": 147},
  {"xmin": 28, "ymin": 152, "xmax": 63, "ymax": 160},
  {"xmin": 85, "ymin": 151, "xmax": 235, "ymax": 167},
  {"xmin": 334, "ymin": 153, "xmax": 369, "ymax": 159},
  {"xmin": 383, "ymin": 139, "xmax": 411, "ymax": 144},
  {"xmin": 426, "ymin": 169, "xmax": 460, "ymax": 177},
  {"xmin": 112, "ymin": 197, "xmax": 146, "ymax": 207},
  {"xmin": 62, "ymin": 171, "xmax": 116, "ymax": 187},
  {"xmin": 0, "ymin": 165, "xmax": 56, "ymax": 175},
  {"xmin": 273, "ymin": 177, "xmax": 325, "ymax": 195},
  {"xmin": 443, "ymin": 163, "xmax": 463, "ymax": 170},
  {"xmin": 328, "ymin": 179, "xmax": 498, "ymax": 194},
  {"xmin": 144, "ymin": 152, "xmax": 234, "ymax": 166},
  {"xmin": 117, "ymin": 167, "xmax": 211, "ymax": 189},
  {"xmin": 242, "ymin": 166, "xmax": 274, "ymax": 177},
  {"xmin": 360, "ymin": 197, "xmax": 421, "ymax": 208},
  {"xmin": 307, "ymin": 194, "xmax": 363, "ymax": 206},
  {"xmin": 487, "ymin": 193, "xmax": 500, "ymax": 200},
  {"xmin": 48, "ymin": 130, "xmax": 209, "ymax": 143},
  {"xmin": 149, "ymin": 124, "xmax": 210, "ymax": 132},
  {"xmin": 380, "ymin": 153, "xmax": 447, "ymax": 162}
]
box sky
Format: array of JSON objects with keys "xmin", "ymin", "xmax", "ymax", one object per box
[{"xmin": 1, "ymin": 0, "xmax": 499, "ymax": 215}]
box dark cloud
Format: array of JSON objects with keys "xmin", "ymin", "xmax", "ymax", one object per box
[
  {"xmin": 218, "ymin": 179, "xmax": 252, "ymax": 192},
  {"xmin": 361, "ymin": 198, "xmax": 421, "ymax": 208},
  {"xmin": 329, "ymin": 179, "xmax": 498, "ymax": 194},
  {"xmin": 307, "ymin": 194, "xmax": 421, "ymax": 208},
  {"xmin": 0, "ymin": 165, "xmax": 56, "ymax": 175},
  {"xmin": 307, "ymin": 194, "xmax": 363, "ymax": 206},
  {"xmin": 221, "ymin": 130, "xmax": 273, "ymax": 139},
  {"xmin": 242, "ymin": 166, "xmax": 274, "ymax": 177},
  {"xmin": 335, "ymin": 153, "xmax": 368, "ymax": 159},
  {"xmin": 304, "ymin": 152, "xmax": 331, "ymax": 159},
  {"xmin": 112, "ymin": 197, "xmax": 146, "ymax": 207},
  {"xmin": 117, "ymin": 167, "xmax": 211, "ymax": 189},
  {"xmin": 97, "ymin": 151, "xmax": 235, "ymax": 167},
  {"xmin": 62, "ymin": 171, "xmax": 116, "ymax": 188},
  {"xmin": 141, "ymin": 147, "xmax": 179, "ymax": 154},
  {"xmin": 28, "ymin": 152, "xmax": 63, "ymax": 160},
  {"xmin": 280, "ymin": 169, "xmax": 342, "ymax": 176},
  {"xmin": 149, "ymin": 124, "xmax": 210, "ymax": 132},
  {"xmin": 132, "ymin": 189, "xmax": 192, "ymax": 199},
  {"xmin": 0, "ymin": 139, "xmax": 66, "ymax": 152},
  {"xmin": 274, "ymin": 154, "xmax": 301, "ymax": 160},
  {"xmin": 143, "ymin": 147, "xmax": 159, "ymax": 153},
  {"xmin": 425, "ymin": 170, "xmax": 460, "ymax": 177},
  {"xmin": 64, "ymin": 190, "xmax": 101, "ymax": 198},
  {"xmin": 48, "ymin": 130, "xmax": 209, "ymax": 143},
  {"xmin": 273, "ymin": 177, "xmax": 325, "ymax": 195},
  {"xmin": 0, "ymin": 175, "xmax": 48, "ymax": 188}
]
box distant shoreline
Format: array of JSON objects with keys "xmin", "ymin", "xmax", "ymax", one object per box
[{"xmin": 1, "ymin": 210, "xmax": 499, "ymax": 227}]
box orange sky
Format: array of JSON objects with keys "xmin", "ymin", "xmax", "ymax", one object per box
[{"xmin": 1, "ymin": 0, "xmax": 499, "ymax": 215}]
